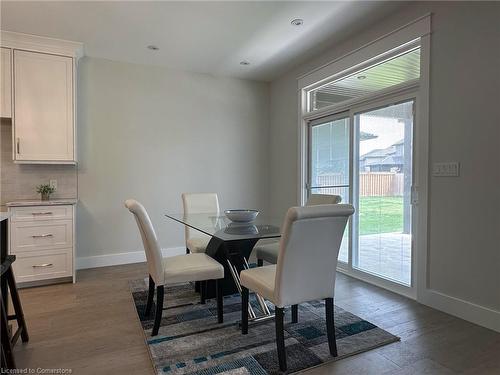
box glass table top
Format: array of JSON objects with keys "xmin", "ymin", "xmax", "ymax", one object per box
[{"xmin": 165, "ymin": 212, "xmax": 282, "ymax": 241}]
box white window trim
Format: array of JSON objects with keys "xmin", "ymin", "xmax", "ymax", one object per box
[
  {"xmin": 304, "ymin": 39, "xmax": 421, "ymax": 113},
  {"xmin": 297, "ymin": 15, "xmax": 431, "ymax": 300}
]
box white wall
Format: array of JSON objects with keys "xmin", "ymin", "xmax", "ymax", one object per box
[
  {"xmin": 268, "ymin": 2, "xmax": 500, "ymax": 327},
  {"xmin": 77, "ymin": 58, "xmax": 269, "ymax": 262}
]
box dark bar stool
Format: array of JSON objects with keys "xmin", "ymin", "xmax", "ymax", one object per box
[{"xmin": 1, "ymin": 255, "xmax": 29, "ymax": 370}]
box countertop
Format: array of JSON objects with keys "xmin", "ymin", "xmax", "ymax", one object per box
[
  {"xmin": 0, "ymin": 212, "xmax": 10, "ymax": 222},
  {"xmin": 6, "ymin": 199, "xmax": 78, "ymax": 207}
]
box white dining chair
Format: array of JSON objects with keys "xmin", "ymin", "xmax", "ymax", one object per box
[
  {"xmin": 182, "ymin": 193, "xmax": 220, "ymax": 254},
  {"xmin": 254, "ymin": 194, "xmax": 342, "ymax": 266},
  {"xmin": 124, "ymin": 199, "xmax": 225, "ymax": 336},
  {"xmin": 240, "ymin": 204, "xmax": 354, "ymax": 372}
]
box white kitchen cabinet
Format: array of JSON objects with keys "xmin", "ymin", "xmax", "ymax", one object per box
[
  {"xmin": 1, "ymin": 31, "xmax": 82, "ymax": 164},
  {"xmin": 1, "ymin": 47, "xmax": 12, "ymax": 118},
  {"xmin": 8, "ymin": 202, "xmax": 76, "ymax": 285},
  {"xmin": 13, "ymin": 50, "xmax": 75, "ymax": 163}
]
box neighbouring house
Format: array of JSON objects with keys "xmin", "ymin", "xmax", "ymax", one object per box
[{"xmin": 360, "ymin": 139, "xmax": 404, "ymax": 172}]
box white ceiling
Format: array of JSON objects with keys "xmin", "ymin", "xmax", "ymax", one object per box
[{"xmin": 0, "ymin": 1, "xmax": 403, "ymax": 82}]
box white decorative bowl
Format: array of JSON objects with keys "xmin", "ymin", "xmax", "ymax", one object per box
[{"xmin": 224, "ymin": 209, "xmax": 259, "ymax": 223}]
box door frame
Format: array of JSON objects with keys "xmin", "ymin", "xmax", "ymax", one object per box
[
  {"xmin": 297, "ymin": 20, "xmax": 430, "ymax": 301},
  {"xmin": 303, "ymin": 88, "xmax": 421, "ymax": 299}
]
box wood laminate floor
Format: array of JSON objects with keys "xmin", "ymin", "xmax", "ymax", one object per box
[{"xmin": 12, "ymin": 263, "xmax": 500, "ymax": 374}]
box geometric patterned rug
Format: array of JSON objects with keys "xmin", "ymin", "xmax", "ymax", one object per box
[{"xmin": 129, "ymin": 279, "xmax": 399, "ymax": 374}]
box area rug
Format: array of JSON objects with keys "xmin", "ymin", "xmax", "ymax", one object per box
[{"xmin": 129, "ymin": 279, "xmax": 399, "ymax": 375}]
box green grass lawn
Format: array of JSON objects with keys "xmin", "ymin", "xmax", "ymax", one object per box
[{"xmin": 359, "ymin": 196, "xmax": 404, "ymax": 235}]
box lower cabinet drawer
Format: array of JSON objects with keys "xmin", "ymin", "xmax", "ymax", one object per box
[
  {"xmin": 12, "ymin": 249, "xmax": 73, "ymax": 283},
  {"xmin": 11, "ymin": 220, "xmax": 73, "ymax": 253},
  {"xmin": 10, "ymin": 205, "xmax": 73, "ymax": 222}
]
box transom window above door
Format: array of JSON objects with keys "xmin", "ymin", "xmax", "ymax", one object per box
[{"xmin": 306, "ymin": 42, "xmax": 421, "ymax": 112}]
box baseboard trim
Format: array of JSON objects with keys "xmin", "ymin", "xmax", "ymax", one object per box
[
  {"xmin": 420, "ymin": 289, "xmax": 500, "ymax": 333},
  {"xmin": 76, "ymin": 247, "xmax": 186, "ymax": 270},
  {"xmin": 338, "ymin": 267, "xmax": 500, "ymax": 333}
]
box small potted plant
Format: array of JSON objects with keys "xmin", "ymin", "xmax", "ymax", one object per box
[{"xmin": 36, "ymin": 184, "xmax": 56, "ymax": 201}]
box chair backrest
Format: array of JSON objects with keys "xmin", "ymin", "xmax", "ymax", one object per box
[
  {"xmin": 306, "ymin": 194, "xmax": 341, "ymax": 206},
  {"xmin": 274, "ymin": 204, "xmax": 354, "ymax": 307},
  {"xmin": 181, "ymin": 193, "xmax": 220, "ymax": 242},
  {"xmin": 124, "ymin": 199, "xmax": 164, "ymax": 285}
]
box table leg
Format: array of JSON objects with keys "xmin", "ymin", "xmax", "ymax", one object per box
[
  {"xmin": 205, "ymin": 237, "xmax": 274, "ymax": 321},
  {"xmin": 224, "ymin": 243, "xmax": 273, "ymax": 322},
  {"xmin": 204, "ymin": 237, "xmax": 239, "ymax": 297}
]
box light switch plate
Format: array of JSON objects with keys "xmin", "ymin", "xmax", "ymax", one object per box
[
  {"xmin": 50, "ymin": 179, "xmax": 58, "ymax": 189},
  {"xmin": 432, "ymin": 162, "xmax": 460, "ymax": 177}
]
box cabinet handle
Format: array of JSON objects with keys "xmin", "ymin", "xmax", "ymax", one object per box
[
  {"xmin": 31, "ymin": 234, "xmax": 53, "ymax": 238},
  {"xmin": 32, "ymin": 263, "xmax": 53, "ymax": 268},
  {"xmin": 32, "ymin": 212, "xmax": 53, "ymax": 216},
  {"xmin": 16, "ymin": 138, "xmax": 20, "ymax": 154}
]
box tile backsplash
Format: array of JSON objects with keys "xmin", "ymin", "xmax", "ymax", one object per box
[{"xmin": 0, "ymin": 119, "xmax": 77, "ymax": 205}]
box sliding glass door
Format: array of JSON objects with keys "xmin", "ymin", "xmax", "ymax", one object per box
[
  {"xmin": 308, "ymin": 99, "xmax": 415, "ymax": 288},
  {"xmin": 353, "ymin": 100, "xmax": 414, "ymax": 285}
]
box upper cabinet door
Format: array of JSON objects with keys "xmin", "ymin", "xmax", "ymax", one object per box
[
  {"xmin": 1, "ymin": 47, "xmax": 12, "ymax": 118},
  {"xmin": 14, "ymin": 50, "xmax": 74, "ymax": 162}
]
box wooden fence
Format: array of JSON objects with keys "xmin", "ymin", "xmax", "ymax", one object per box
[{"xmin": 316, "ymin": 173, "xmax": 404, "ymax": 196}]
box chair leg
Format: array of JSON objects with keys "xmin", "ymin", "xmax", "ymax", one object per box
[
  {"xmin": 257, "ymin": 258, "xmax": 263, "ymax": 267},
  {"xmin": 6, "ymin": 268, "xmax": 29, "ymax": 343},
  {"xmin": 152, "ymin": 285, "xmax": 164, "ymax": 336},
  {"xmin": 275, "ymin": 307, "xmax": 287, "ymax": 372},
  {"xmin": 200, "ymin": 281, "xmax": 206, "ymax": 304},
  {"xmin": 145, "ymin": 275, "xmax": 155, "ymax": 316},
  {"xmin": 291, "ymin": 304, "xmax": 298, "ymax": 323},
  {"xmin": 325, "ymin": 298, "xmax": 338, "ymax": 357},
  {"xmin": 216, "ymin": 279, "xmax": 223, "ymax": 323},
  {"xmin": 0, "ymin": 294, "xmax": 15, "ymax": 369},
  {"xmin": 241, "ymin": 286, "xmax": 249, "ymax": 334}
]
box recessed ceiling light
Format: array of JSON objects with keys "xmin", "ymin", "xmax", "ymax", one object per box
[
  {"xmin": 147, "ymin": 45, "xmax": 159, "ymax": 51},
  {"xmin": 357, "ymin": 75, "xmax": 367, "ymax": 80},
  {"xmin": 291, "ymin": 18, "xmax": 304, "ymax": 26},
  {"xmin": 240, "ymin": 60, "xmax": 250, "ymax": 66}
]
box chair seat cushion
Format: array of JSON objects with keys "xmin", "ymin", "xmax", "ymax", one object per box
[
  {"xmin": 163, "ymin": 253, "xmax": 224, "ymax": 284},
  {"xmin": 187, "ymin": 237, "xmax": 210, "ymax": 253},
  {"xmin": 240, "ymin": 265, "xmax": 276, "ymax": 303},
  {"xmin": 254, "ymin": 242, "xmax": 279, "ymax": 264}
]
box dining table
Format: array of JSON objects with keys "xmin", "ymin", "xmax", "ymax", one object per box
[{"xmin": 165, "ymin": 211, "xmax": 282, "ymax": 322}]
